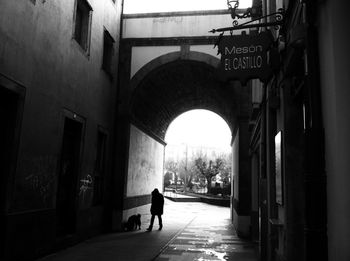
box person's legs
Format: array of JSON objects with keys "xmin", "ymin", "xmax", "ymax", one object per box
[
  {"xmin": 158, "ymin": 215, "xmax": 163, "ymax": 230},
  {"xmin": 147, "ymin": 215, "xmax": 155, "ymax": 231}
]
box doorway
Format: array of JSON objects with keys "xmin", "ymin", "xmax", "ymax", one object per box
[
  {"xmin": 56, "ymin": 117, "xmax": 83, "ymax": 237},
  {"xmin": 0, "ymin": 87, "xmax": 20, "ymax": 256}
]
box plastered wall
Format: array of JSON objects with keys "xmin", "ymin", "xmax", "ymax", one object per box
[
  {"xmin": 124, "ymin": 11, "xmax": 248, "ymax": 79},
  {"xmin": 123, "ymin": 13, "xmax": 242, "ymax": 38},
  {"xmin": 126, "ymin": 125, "xmax": 165, "ymax": 197},
  {"xmin": 130, "ymin": 46, "xmax": 180, "ymax": 78},
  {"xmin": 0, "ymin": 0, "xmax": 122, "ymax": 211}
]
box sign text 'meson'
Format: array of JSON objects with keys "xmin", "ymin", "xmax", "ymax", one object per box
[{"xmin": 217, "ymin": 31, "xmax": 274, "ymax": 85}]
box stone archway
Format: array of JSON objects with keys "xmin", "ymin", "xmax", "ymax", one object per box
[
  {"xmin": 115, "ymin": 51, "xmax": 252, "ymax": 237},
  {"xmin": 130, "ymin": 57, "xmax": 238, "ymax": 139}
]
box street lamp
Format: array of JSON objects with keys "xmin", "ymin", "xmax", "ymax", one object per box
[
  {"xmin": 227, "ymin": 0, "xmax": 262, "ymax": 20},
  {"xmin": 210, "ymin": 0, "xmax": 282, "ymax": 33}
]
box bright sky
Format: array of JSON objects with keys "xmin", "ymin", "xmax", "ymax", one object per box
[
  {"xmin": 165, "ymin": 110, "xmax": 232, "ymax": 150},
  {"xmin": 124, "ymin": 0, "xmax": 252, "ymax": 14}
]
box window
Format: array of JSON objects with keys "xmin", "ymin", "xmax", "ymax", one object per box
[
  {"xmin": 73, "ymin": 0, "xmax": 92, "ymax": 52},
  {"xmin": 93, "ymin": 129, "xmax": 107, "ymax": 205},
  {"xmin": 102, "ymin": 29, "xmax": 115, "ymax": 76}
]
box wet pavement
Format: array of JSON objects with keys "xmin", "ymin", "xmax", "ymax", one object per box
[
  {"xmin": 38, "ymin": 199, "xmax": 257, "ymax": 261},
  {"xmin": 154, "ymin": 200, "xmax": 257, "ymax": 261}
]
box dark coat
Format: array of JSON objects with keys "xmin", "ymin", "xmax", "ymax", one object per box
[{"xmin": 150, "ymin": 189, "xmax": 164, "ymax": 215}]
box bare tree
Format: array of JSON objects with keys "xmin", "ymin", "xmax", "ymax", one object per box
[
  {"xmin": 194, "ymin": 156, "xmax": 225, "ymax": 193},
  {"xmin": 164, "ymin": 159, "xmax": 178, "ymax": 189},
  {"xmin": 177, "ymin": 158, "xmax": 199, "ymax": 191},
  {"xmin": 217, "ymin": 153, "xmax": 232, "ymax": 185}
]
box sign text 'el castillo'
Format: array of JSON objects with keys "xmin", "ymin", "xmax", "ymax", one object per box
[{"xmin": 217, "ymin": 31, "xmax": 274, "ymax": 85}]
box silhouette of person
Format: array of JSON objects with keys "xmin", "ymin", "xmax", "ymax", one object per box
[{"xmin": 147, "ymin": 188, "xmax": 164, "ymax": 231}]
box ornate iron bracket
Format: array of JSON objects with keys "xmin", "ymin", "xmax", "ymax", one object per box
[
  {"xmin": 211, "ymin": 9, "xmax": 284, "ymax": 55},
  {"xmin": 210, "ymin": 9, "xmax": 284, "ymax": 34}
]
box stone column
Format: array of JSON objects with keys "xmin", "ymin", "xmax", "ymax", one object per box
[
  {"xmin": 232, "ymin": 118, "xmax": 252, "ymax": 238},
  {"xmin": 282, "ymin": 80, "xmax": 305, "ymax": 261},
  {"xmin": 111, "ymin": 41, "xmax": 133, "ymax": 231}
]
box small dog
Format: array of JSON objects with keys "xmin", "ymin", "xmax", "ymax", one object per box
[{"xmin": 125, "ymin": 214, "xmax": 141, "ymax": 231}]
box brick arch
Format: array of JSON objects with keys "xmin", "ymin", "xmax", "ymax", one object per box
[
  {"xmin": 129, "ymin": 52, "xmax": 238, "ymax": 140},
  {"xmin": 130, "ymin": 51, "xmax": 220, "ymax": 91}
]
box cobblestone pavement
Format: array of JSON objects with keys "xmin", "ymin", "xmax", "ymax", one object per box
[{"xmin": 154, "ymin": 202, "xmax": 257, "ymax": 261}]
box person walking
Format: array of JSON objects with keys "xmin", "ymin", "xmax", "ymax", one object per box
[{"xmin": 147, "ymin": 188, "xmax": 164, "ymax": 231}]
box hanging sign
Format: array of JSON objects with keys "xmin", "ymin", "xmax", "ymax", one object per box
[{"xmin": 217, "ymin": 31, "xmax": 274, "ymax": 85}]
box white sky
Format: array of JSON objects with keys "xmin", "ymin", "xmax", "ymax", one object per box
[
  {"xmin": 124, "ymin": 0, "xmax": 252, "ymax": 14},
  {"xmin": 165, "ymin": 110, "xmax": 232, "ymax": 150}
]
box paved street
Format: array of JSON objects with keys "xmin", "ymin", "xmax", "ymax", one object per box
[
  {"xmin": 155, "ymin": 199, "xmax": 257, "ymax": 261},
  {"xmin": 38, "ymin": 199, "xmax": 257, "ymax": 261}
]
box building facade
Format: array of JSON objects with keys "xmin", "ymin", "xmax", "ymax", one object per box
[
  {"xmin": 248, "ymin": 1, "xmax": 350, "ymax": 261},
  {"xmin": 0, "ymin": 0, "xmax": 123, "ymax": 259}
]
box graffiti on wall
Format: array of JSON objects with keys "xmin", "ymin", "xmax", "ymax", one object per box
[
  {"xmin": 22, "ymin": 155, "xmax": 57, "ymax": 208},
  {"xmin": 153, "ymin": 17, "xmax": 183, "ymax": 24},
  {"xmin": 79, "ymin": 174, "xmax": 93, "ymax": 196}
]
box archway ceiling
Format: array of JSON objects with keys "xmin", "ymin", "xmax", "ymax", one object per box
[{"xmin": 130, "ymin": 60, "xmax": 238, "ymax": 140}]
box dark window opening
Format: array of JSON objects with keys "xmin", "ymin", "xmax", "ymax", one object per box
[
  {"xmin": 74, "ymin": 0, "xmax": 92, "ymax": 52},
  {"xmin": 93, "ymin": 130, "xmax": 107, "ymax": 205},
  {"xmin": 102, "ymin": 29, "xmax": 115, "ymax": 76}
]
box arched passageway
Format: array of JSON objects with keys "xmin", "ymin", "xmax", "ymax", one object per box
[
  {"xmin": 130, "ymin": 58, "xmax": 238, "ymax": 139},
  {"xmin": 115, "ymin": 52, "xmax": 252, "ymax": 237}
]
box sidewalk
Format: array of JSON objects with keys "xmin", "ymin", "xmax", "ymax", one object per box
[
  {"xmin": 38, "ymin": 199, "xmax": 257, "ymax": 261},
  {"xmin": 164, "ymin": 191, "xmax": 201, "ymax": 202},
  {"xmin": 166, "ymin": 191, "xmax": 230, "ymax": 207}
]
